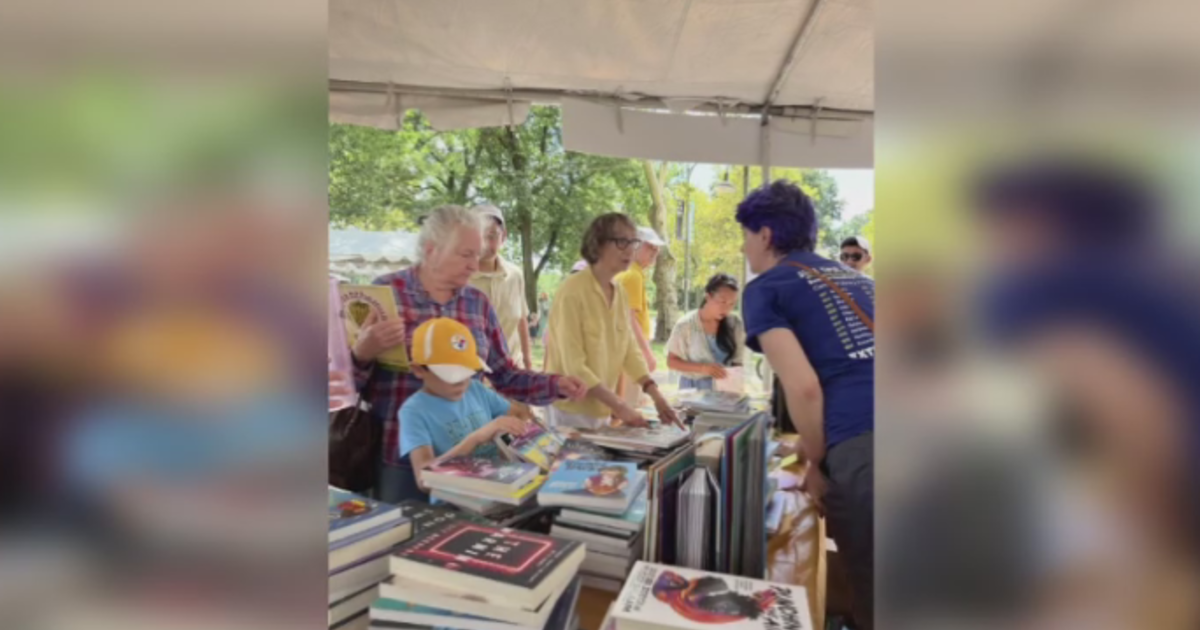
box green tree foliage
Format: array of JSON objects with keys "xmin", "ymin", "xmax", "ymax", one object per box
[{"xmin": 330, "ymin": 108, "xmax": 647, "ymax": 309}]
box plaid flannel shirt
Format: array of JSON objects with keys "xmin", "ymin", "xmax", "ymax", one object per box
[{"xmin": 353, "ymin": 266, "xmax": 562, "ymax": 465}]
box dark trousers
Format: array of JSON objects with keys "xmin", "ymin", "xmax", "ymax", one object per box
[{"xmin": 823, "ymin": 432, "xmax": 874, "ymax": 630}]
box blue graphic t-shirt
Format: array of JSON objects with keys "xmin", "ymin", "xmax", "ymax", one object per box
[
  {"xmin": 399, "ymin": 380, "xmax": 510, "ymax": 459},
  {"xmin": 743, "ymin": 250, "xmax": 875, "ymax": 450}
]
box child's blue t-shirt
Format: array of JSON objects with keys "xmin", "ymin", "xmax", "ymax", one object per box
[{"xmin": 399, "ymin": 380, "xmax": 510, "ymax": 459}]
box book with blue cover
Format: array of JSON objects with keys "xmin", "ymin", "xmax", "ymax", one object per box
[
  {"xmin": 557, "ymin": 486, "xmax": 648, "ymax": 533},
  {"xmin": 329, "ymin": 487, "xmax": 405, "ymax": 546},
  {"xmin": 537, "ymin": 460, "xmax": 645, "ymax": 514},
  {"xmin": 371, "ymin": 575, "xmax": 581, "ymax": 630}
]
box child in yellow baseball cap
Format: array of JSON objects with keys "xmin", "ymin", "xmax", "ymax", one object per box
[{"xmin": 399, "ymin": 317, "xmax": 528, "ymax": 492}]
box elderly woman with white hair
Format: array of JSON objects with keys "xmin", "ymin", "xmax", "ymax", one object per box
[{"xmin": 352, "ymin": 205, "xmax": 587, "ymax": 502}]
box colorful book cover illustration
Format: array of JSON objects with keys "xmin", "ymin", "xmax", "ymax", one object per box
[
  {"xmin": 337, "ymin": 284, "xmax": 409, "ymax": 371},
  {"xmin": 616, "ymin": 562, "xmax": 811, "ymax": 630},
  {"xmin": 328, "ymin": 487, "xmax": 402, "ymax": 544},
  {"xmin": 426, "ymin": 457, "xmax": 538, "ymax": 486},
  {"xmin": 499, "ymin": 421, "xmax": 562, "ymax": 470},
  {"xmin": 393, "ymin": 520, "xmax": 580, "ymax": 590},
  {"xmin": 541, "ymin": 461, "xmax": 640, "ymax": 500}
]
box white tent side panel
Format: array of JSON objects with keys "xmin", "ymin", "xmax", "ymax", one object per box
[{"xmin": 561, "ymin": 98, "xmax": 872, "ymax": 169}]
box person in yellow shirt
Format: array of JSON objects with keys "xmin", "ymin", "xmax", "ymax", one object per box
[
  {"xmin": 545, "ymin": 214, "xmax": 681, "ymax": 430},
  {"xmin": 469, "ymin": 204, "xmax": 533, "ymax": 369},
  {"xmin": 614, "ymin": 226, "xmax": 665, "ymax": 406}
]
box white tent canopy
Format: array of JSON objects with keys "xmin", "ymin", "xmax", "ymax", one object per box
[{"xmin": 329, "ymin": 0, "xmax": 873, "ymax": 168}]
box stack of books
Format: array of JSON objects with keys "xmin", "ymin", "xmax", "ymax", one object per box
[
  {"xmin": 369, "ymin": 516, "xmax": 586, "ymax": 630},
  {"xmin": 539, "ymin": 461, "xmax": 648, "ymax": 593},
  {"xmin": 679, "ymin": 390, "xmax": 751, "ymax": 416},
  {"xmin": 573, "ymin": 425, "xmax": 691, "ymax": 457},
  {"xmin": 610, "ymin": 561, "xmax": 814, "ymax": 630},
  {"xmin": 421, "ymin": 456, "xmax": 544, "ymax": 515},
  {"xmin": 328, "ymin": 488, "xmax": 412, "ymax": 630}
]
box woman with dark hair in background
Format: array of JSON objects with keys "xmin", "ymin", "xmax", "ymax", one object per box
[
  {"xmin": 666, "ymin": 273, "xmax": 745, "ymax": 390},
  {"xmin": 737, "ymin": 180, "xmax": 875, "ymax": 630}
]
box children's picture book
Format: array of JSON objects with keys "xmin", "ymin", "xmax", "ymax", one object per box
[
  {"xmin": 613, "ymin": 562, "xmax": 812, "ymax": 630},
  {"xmin": 337, "ymin": 284, "xmax": 409, "ymax": 371},
  {"xmin": 329, "ymin": 487, "xmax": 405, "ymax": 546},
  {"xmin": 538, "ymin": 461, "xmax": 645, "ymax": 513},
  {"xmin": 496, "ymin": 421, "xmax": 563, "ymax": 471}
]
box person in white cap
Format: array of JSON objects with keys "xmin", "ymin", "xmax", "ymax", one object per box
[
  {"xmin": 469, "ymin": 204, "xmax": 534, "ymax": 369},
  {"xmin": 615, "ymin": 226, "xmax": 666, "ymax": 406},
  {"xmin": 839, "ymin": 235, "xmax": 873, "ymax": 273}
]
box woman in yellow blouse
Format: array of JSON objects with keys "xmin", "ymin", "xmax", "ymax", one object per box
[{"xmin": 545, "ymin": 214, "xmax": 681, "ymax": 430}]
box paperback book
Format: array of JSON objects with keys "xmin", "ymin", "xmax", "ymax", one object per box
[
  {"xmin": 329, "ymin": 487, "xmax": 405, "ymax": 546},
  {"xmin": 390, "ymin": 520, "xmax": 585, "ymax": 611},
  {"xmin": 538, "ymin": 461, "xmax": 645, "ymax": 513},
  {"xmin": 496, "ymin": 421, "xmax": 563, "ymax": 471},
  {"xmin": 613, "ymin": 562, "xmax": 812, "ymax": 630},
  {"xmin": 423, "ymin": 457, "xmax": 540, "ymax": 496},
  {"xmin": 337, "ymin": 285, "xmax": 409, "ymax": 371},
  {"xmin": 558, "ymin": 487, "xmax": 647, "ymax": 533},
  {"xmin": 372, "ymin": 576, "xmax": 581, "ymax": 630}
]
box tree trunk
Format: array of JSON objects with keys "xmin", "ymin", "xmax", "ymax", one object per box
[{"xmin": 643, "ymin": 160, "xmax": 677, "ymax": 343}]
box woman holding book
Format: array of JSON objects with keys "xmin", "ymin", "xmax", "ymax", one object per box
[
  {"xmin": 666, "ymin": 273, "xmax": 746, "ymax": 390},
  {"xmin": 544, "ymin": 214, "xmax": 681, "ymax": 431},
  {"xmin": 737, "ymin": 180, "xmax": 875, "ymax": 630}
]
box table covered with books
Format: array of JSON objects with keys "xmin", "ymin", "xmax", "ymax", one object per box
[{"xmin": 328, "ymin": 389, "xmax": 824, "ymax": 630}]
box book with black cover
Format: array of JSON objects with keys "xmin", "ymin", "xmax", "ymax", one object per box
[
  {"xmin": 390, "ymin": 520, "xmax": 585, "ymax": 611},
  {"xmin": 397, "ymin": 499, "xmax": 491, "ymax": 536}
]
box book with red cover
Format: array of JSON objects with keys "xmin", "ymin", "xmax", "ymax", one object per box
[{"xmin": 390, "ymin": 519, "xmax": 585, "ymax": 611}]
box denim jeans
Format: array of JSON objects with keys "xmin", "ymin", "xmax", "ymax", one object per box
[{"xmin": 375, "ymin": 456, "xmax": 428, "ymax": 505}]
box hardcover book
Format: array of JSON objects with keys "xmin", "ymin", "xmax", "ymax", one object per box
[{"xmin": 613, "ymin": 562, "xmax": 812, "ymax": 630}]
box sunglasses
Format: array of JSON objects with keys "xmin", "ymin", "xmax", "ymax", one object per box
[
  {"xmin": 840, "ymin": 252, "xmax": 865, "ymax": 262},
  {"xmin": 606, "ymin": 237, "xmax": 643, "ymax": 251}
]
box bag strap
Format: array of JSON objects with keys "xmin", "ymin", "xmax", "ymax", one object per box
[{"xmin": 785, "ymin": 261, "xmax": 874, "ymax": 333}]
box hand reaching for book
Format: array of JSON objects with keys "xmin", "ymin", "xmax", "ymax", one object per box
[
  {"xmin": 611, "ymin": 403, "xmax": 648, "ymax": 428},
  {"xmin": 353, "ymin": 310, "xmax": 407, "ymax": 363},
  {"xmin": 487, "ymin": 415, "xmax": 528, "ymax": 440}
]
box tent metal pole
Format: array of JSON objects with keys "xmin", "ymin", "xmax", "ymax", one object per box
[{"xmin": 761, "ymin": 0, "xmax": 829, "ymax": 109}]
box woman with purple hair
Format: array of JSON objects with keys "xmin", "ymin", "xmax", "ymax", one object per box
[{"xmin": 737, "ymin": 180, "xmax": 875, "ymax": 630}]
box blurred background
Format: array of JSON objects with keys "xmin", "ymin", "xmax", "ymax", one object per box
[
  {"xmin": 876, "ymin": 1, "xmax": 1200, "ymax": 628},
  {"xmin": 0, "ymin": 1, "xmax": 328, "ymax": 629},
  {"xmin": 2, "ymin": 0, "xmax": 1200, "ymax": 629}
]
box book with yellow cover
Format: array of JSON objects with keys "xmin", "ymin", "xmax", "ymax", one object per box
[{"xmin": 337, "ymin": 285, "xmax": 409, "ymax": 371}]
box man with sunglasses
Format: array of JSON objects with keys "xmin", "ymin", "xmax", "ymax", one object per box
[{"xmin": 840, "ymin": 235, "xmax": 873, "ymax": 273}]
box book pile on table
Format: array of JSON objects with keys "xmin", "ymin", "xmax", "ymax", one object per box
[
  {"xmin": 328, "ymin": 488, "xmax": 413, "ymax": 630},
  {"xmin": 368, "ymin": 506, "xmax": 586, "ymax": 630},
  {"xmin": 421, "ymin": 456, "xmax": 544, "ymax": 516},
  {"xmin": 610, "ymin": 561, "xmax": 814, "ymax": 630},
  {"xmin": 573, "ymin": 424, "xmax": 691, "ymax": 458},
  {"xmin": 678, "ymin": 390, "xmax": 751, "ymax": 415},
  {"xmin": 538, "ymin": 460, "xmax": 648, "ymax": 593}
]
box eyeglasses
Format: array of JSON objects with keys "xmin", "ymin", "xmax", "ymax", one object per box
[
  {"xmin": 606, "ymin": 237, "xmax": 643, "ymax": 251},
  {"xmin": 840, "ymin": 252, "xmax": 864, "ymax": 263}
]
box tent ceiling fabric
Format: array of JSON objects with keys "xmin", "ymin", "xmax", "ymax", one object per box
[
  {"xmin": 330, "ymin": 0, "xmax": 872, "ymax": 111},
  {"xmin": 329, "ymin": 0, "xmax": 873, "ymax": 167}
]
